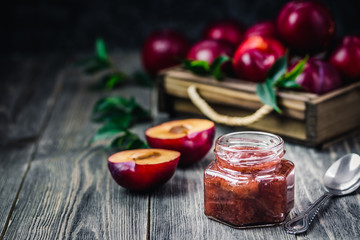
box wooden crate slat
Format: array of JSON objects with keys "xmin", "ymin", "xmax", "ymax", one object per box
[
  {"xmin": 159, "ymin": 68, "xmax": 360, "ymax": 147},
  {"xmin": 172, "ymin": 99, "xmax": 307, "ymax": 141},
  {"xmin": 315, "ymin": 87, "xmax": 360, "ymax": 143},
  {"xmin": 164, "ymin": 68, "xmax": 318, "ymax": 101},
  {"xmin": 164, "ymin": 76, "xmax": 306, "ymax": 119}
]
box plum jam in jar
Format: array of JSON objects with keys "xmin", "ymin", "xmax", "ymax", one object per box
[{"xmin": 204, "ymin": 131, "xmax": 294, "ymax": 228}]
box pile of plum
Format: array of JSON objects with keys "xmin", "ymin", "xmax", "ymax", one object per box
[{"xmin": 142, "ymin": 0, "xmax": 360, "ymax": 94}]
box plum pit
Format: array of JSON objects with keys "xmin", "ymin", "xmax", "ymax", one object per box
[
  {"xmin": 169, "ymin": 125, "xmax": 191, "ymax": 134},
  {"xmin": 131, "ymin": 151, "xmax": 161, "ymax": 161}
]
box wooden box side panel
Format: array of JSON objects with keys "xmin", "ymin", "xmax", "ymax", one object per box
[
  {"xmin": 163, "ymin": 75, "xmax": 307, "ymax": 120},
  {"xmin": 172, "ymin": 98, "xmax": 307, "ymax": 142},
  {"xmin": 313, "ymin": 85, "xmax": 360, "ymax": 144}
]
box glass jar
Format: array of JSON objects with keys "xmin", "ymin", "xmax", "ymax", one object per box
[{"xmin": 204, "ymin": 131, "xmax": 295, "ymax": 228}]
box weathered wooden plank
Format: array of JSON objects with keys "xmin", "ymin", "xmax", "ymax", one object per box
[
  {"xmin": 0, "ymin": 57, "xmax": 35, "ymax": 144},
  {"xmin": 149, "ymin": 129, "xmax": 295, "ymax": 240},
  {"xmin": 0, "ymin": 145, "xmax": 35, "ymax": 235},
  {"xmin": 2, "ymin": 52, "xmax": 359, "ymax": 240},
  {"xmin": 285, "ymin": 139, "xmax": 360, "ymax": 240},
  {"xmin": 3, "ymin": 64, "xmax": 151, "ymax": 240},
  {"xmin": 0, "ymin": 55, "xmax": 65, "ymax": 144},
  {"xmin": 150, "ymin": 127, "xmax": 359, "ymax": 239},
  {"xmin": 0, "ymin": 55, "xmax": 68, "ymax": 237},
  {"xmin": 171, "ymin": 99, "xmax": 307, "ymax": 141},
  {"xmin": 4, "ymin": 148, "xmax": 149, "ymax": 240}
]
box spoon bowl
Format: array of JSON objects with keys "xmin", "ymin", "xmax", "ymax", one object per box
[
  {"xmin": 285, "ymin": 153, "xmax": 360, "ymax": 234},
  {"xmin": 323, "ymin": 153, "xmax": 360, "ymax": 195}
]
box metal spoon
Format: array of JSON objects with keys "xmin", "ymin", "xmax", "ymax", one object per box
[{"xmin": 284, "ymin": 153, "xmax": 360, "ymax": 234}]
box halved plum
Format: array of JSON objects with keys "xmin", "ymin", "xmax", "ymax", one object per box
[
  {"xmin": 146, "ymin": 119, "xmax": 215, "ymax": 165},
  {"xmin": 108, "ymin": 149, "xmax": 180, "ymax": 191}
]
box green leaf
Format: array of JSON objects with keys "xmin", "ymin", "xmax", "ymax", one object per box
[
  {"xmin": 278, "ymin": 80, "xmax": 302, "ymax": 89},
  {"xmin": 133, "ymin": 71, "xmax": 154, "ymax": 88},
  {"xmin": 105, "ymin": 73, "xmax": 127, "ymax": 89},
  {"xmin": 107, "ymin": 114, "xmax": 133, "ymax": 128},
  {"xmin": 183, "ymin": 59, "xmax": 211, "ymax": 75},
  {"xmin": 210, "ymin": 55, "xmax": 230, "ymax": 81},
  {"xmin": 274, "ymin": 55, "xmax": 308, "ymax": 89},
  {"xmin": 92, "ymin": 97, "xmax": 130, "ymax": 113},
  {"xmin": 91, "ymin": 72, "xmax": 127, "ymax": 90},
  {"xmin": 256, "ymin": 79, "xmax": 282, "ymax": 113},
  {"xmin": 266, "ymin": 55, "xmax": 287, "ymax": 83},
  {"xmin": 91, "ymin": 109, "xmax": 125, "ymax": 123},
  {"xmin": 91, "ymin": 96, "xmax": 150, "ymax": 124},
  {"xmin": 92, "ymin": 121, "xmax": 127, "ymax": 142},
  {"xmin": 109, "ymin": 131, "xmax": 149, "ymax": 150},
  {"xmin": 96, "ymin": 38, "xmax": 108, "ymax": 62},
  {"xmin": 283, "ymin": 55, "xmax": 309, "ymax": 82}
]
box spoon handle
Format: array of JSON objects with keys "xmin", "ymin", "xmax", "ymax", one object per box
[{"xmin": 284, "ymin": 193, "xmax": 333, "ymax": 234}]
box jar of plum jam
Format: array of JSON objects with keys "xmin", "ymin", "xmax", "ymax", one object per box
[{"xmin": 204, "ymin": 131, "xmax": 294, "ymax": 228}]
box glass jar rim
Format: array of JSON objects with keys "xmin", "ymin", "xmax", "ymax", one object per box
[{"xmin": 215, "ymin": 131, "xmax": 284, "ymax": 164}]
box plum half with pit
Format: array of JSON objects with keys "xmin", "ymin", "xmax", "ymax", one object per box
[
  {"xmin": 146, "ymin": 119, "xmax": 215, "ymax": 165},
  {"xmin": 108, "ymin": 149, "xmax": 180, "ymax": 191}
]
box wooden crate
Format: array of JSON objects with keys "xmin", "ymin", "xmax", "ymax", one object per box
[{"xmin": 157, "ymin": 67, "xmax": 360, "ymax": 147}]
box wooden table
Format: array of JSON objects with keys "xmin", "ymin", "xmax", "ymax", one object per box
[{"xmin": 1, "ymin": 53, "xmax": 359, "ymax": 240}]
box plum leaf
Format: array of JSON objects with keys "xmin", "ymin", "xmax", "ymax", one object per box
[
  {"xmin": 183, "ymin": 56, "xmax": 230, "ymax": 81},
  {"xmin": 256, "ymin": 78, "xmax": 282, "ymax": 113},
  {"xmin": 274, "ymin": 56, "xmax": 308, "ymax": 89},
  {"xmin": 255, "ymin": 55, "xmax": 308, "ymax": 114},
  {"xmin": 91, "ymin": 72, "xmax": 128, "ymax": 90},
  {"xmin": 91, "ymin": 96, "xmax": 150, "ymax": 124},
  {"xmin": 211, "ymin": 55, "xmax": 230, "ymax": 81},
  {"xmin": 95, "ymin": 38, "xmax": 109, "ymax": 62},
  {"xmin": 109, "ymin": 131, "xmax": 149, "ymax": 150},
  {"xmin": 267, "ymin": 55, "xmax": 287, "ymax": 83},
  {"xmin": 283, "ymin": 55, "xmax": 308, "ymax": 81},
  {"xmin": 92, "ymin": 122, "xmax": 127, "ymax": 142},
  {"xmin": 183, "ymin": 59, "xmax": 211, "ymax": 75}
]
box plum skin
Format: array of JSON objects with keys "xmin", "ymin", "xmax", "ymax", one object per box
[
  {"xmin": 142, "ymin": 29, "xmax": 189, "ymax": 76},
  {"xmin": 108, "ymin": 156, "xmax": 179, "ymax": 191},
  {"xmin": 203, "ymin": 20, "xmax": 244, "ymax": 47},
  {"xmin": 186, "ymin": 39, "xmax": 235, "ymax": 64},
  {"xmin": 146, "ymin": 126, "xmax": 215, "ymax": 166},
  {"xmin": 276, "ymin": 0, "xmax": 335, "ymax": 52}
]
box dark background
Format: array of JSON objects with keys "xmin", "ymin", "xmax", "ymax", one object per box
[{"xmin": 3, "ymin": 0, "xmax": 360, "ymax": 54}]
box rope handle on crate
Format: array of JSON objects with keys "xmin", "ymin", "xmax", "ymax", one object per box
[{"xmin": 187, "ymin": 85, "xmax": 273, "ymax": 126}]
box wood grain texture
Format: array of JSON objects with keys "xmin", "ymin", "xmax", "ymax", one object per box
[
  {"xmin": 285, "ymin": 137, "xmax": 360, "ymax": 240},
  {"xmin": 150, "ymin": 128, "xmax": 295, "ymax": 240},
  {"xmin": 163, "ymin": 76, "xmax": 306, "ymax": 119},
  {"xmin": 0, "ymin": 56, "xmax": 65, "ymax": 144},
  {"xmin": 3, "ymin": 62, "xmax": 151, "ymax": 240},
  {"xmin": 0, "ymin": 58, "xmax": 35, "ymax": 144},
  {"xmin": 160, "ymin": 68, "xmax": 360, "ymax": 147},
  {"xmin": 171, "ymin": 99, "xmax": 307, "ymax": 141},
  {"xmin": 0, "ymin": 145, "xmax": 34, "ymax": 234},
  {"xmin": 1, "ymin": 53, "xmax": 359, "ymax": 240},
  {"xmin": 163, "ymin": 68, "xmax": 318, "ymax": 101},
  {"xmin": 0, "ymin": 55, "xmax": 67, "ymax": 237},
  {"xmin": 150, "ymin": 127, "xmax": 360, "ymax": 240}
]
